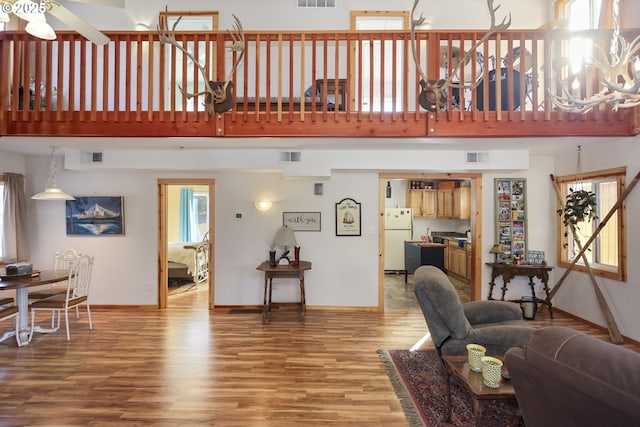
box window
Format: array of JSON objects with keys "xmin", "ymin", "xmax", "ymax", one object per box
[
  {"xmin": 552, "ymin": 0, "xmax": 603, "ymax": 94},
  {"xmin": 556, "ymin": 167, "xmax": 626, "ymax": 281},
  {"xmin": 352, "ymin": 11, "xmax": 409, "ymax": 112},
  {"xmin": 194, "ymin": 191, "xmax": 209, "ymax": 238},
  {"xmin": 159, "ymin": 11, "xmax": 218, "ymax": 112}
]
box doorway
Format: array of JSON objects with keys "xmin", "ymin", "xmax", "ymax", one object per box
[
  {"xmin": 158, "ymin": 178, "xmax": 215, "ymax": 309},
  {"xmin": 378, "ymin": 173, "xmax": 482, "ymax": 312}
]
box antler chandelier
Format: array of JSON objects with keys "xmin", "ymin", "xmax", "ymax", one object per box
[{"xmin": 551, "ymin": 0, "xmax": 640, "ymax": 113}]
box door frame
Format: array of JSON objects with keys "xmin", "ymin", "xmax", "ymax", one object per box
[
  {"xmin": 378, "ymin": 173, "xmax": 483, "ymax": 312},
  {"xmin": 158, "ymin": 178, "xmax": 215, "ymax": 309}
]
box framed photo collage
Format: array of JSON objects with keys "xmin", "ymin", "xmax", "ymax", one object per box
[{"xmin": 495, "ymin": 178, "xmax": 527, "ymax": 264}]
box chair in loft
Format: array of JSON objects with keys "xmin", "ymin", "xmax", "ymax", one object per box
[
  {"xmin": 413, "ymin": 265, "xmax": 533, "ymax": 357},
  {"xmin": 29, "ymin": 254, "xmax": 94, "ymax": 341},
  {"xmin": 0, "ymin": 298, "xmax": 20, "ymax": 346},
  {"xmin": 29, "ymin": 249, "xmax": 81, "ymax": 300}
]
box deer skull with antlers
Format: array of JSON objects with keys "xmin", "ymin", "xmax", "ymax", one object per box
[
  {"xmin": 158, "ymin": 13, "xmax": 245, "ymax": 115},
  {"xmin": 410, "ymin": 0, "xmax": 511, "ymax": 112}
]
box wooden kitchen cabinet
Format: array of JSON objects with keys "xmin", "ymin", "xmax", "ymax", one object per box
[
  {"xmin": 437, "ymin": 189, "xmax": 454, "ymax": 218},
  {"xmin": 444, "ymin": 246, "xmax": 449, "ymax": 271},
  {"xmin": 453, "ymin": 187, "xmax": 471, "ymax": 219},
  {"xmin": 465, "ymin": 243, "xmax": 472, "ymax": 280},
  {"xmin": 446, "ymin": 240, "xmax": 467, "ymax": 278},
  {"xmin": 439, "ymin": 187, "xmax": 470, "ymax": 219},
  {"xmin": 407, "ymin": 189, "xmax": 437, "ymax": 218}
]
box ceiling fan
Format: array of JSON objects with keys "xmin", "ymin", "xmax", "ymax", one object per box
[{"xmin": 0, "ymin": 0, "xmax": 125, "ymax": 45}]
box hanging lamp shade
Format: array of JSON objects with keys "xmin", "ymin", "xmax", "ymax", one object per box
[
  {"xmin": 32, "ymin": 147, "xmax": 75, "ymax": 201},
  {"xmin": 25, "ymin": 20, "xmax": 57, "ymax": 40}
]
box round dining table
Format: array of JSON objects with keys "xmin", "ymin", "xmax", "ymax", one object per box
[{"xmin": 0, "ymin": 269, "xmax": 69, "ymax": 346}]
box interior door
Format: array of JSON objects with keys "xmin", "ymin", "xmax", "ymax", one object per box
[{"xmin": 158, "ymin": 178, "xmax": 214, "ymax": 309}]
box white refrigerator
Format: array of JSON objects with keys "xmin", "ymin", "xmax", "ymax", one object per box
[{"xmin": 384, "ymin": 208, "xmax": 413, "ymax": 271}]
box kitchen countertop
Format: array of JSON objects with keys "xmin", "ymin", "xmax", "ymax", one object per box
[
  {"xmin": 432, "ymin": 233, "xmax": 471, "ymax": 243},
  {"xmin": 406, "ymin": 241, "xmax": 446, "ymax": 248}
]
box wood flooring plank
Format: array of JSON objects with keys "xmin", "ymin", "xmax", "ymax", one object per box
[{"xmin": 0, "ymin": 282, "xmax": 637, "ymax": 426}]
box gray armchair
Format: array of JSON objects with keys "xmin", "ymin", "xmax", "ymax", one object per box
[{"xmin": 413, "ymin": 265, "xmax": 533, "ymax": 356}]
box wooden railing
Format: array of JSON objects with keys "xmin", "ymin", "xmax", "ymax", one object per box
[{"xmin": 0, "ymin": 29, "xmax": 638, "ymax": 138}]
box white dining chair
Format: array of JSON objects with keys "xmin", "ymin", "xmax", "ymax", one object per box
[
  {"xmin": 29, "ymin": 249, "xmax": 82, "ymax": 301},
  {"xmin": 29, "ymin": 254, "xmax": 94, "ymax": 341}
]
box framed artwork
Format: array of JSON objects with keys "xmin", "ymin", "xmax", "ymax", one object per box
[
  {"xmin": 66, "ymin": 196, "xmax": 125, "ymax": 236},
  {"xmin": 335, "ymin": 197, "xmax": 361, "ymax": 236},
  {"xmin": 283, "ymin": 212, "xmax": 321, "ymax": 231},
  {"xmin": 494, "ymin": 179, "xmax": 527, "ymax": 264}
]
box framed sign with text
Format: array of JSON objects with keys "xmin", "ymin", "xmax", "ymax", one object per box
[
  {"xmin": 335, "ymin": 197, "xmax": 361, "ymax": 236},
  {"xmin": 283, "ymin": 212, "xmax": 321, "ymax": 231}
]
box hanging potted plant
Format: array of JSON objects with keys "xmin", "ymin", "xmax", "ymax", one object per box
[
  {"xmin": 557, "ymin": 146, "xmax": 598, "ymax": 229},
  {"xmin": 558, "ymin": 187, "xmax": 597, "ymax": 227}
]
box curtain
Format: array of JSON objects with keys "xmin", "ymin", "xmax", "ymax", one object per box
[
  {"xmin": 2, "ymin": 173, "xmax": 29, "ymax": 263},
  {"xmin": 179, "ymin": 188, "xmax": 199, "ymax": 243}
]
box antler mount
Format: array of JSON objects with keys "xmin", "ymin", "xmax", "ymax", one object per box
[
  {"xmin": 158, "ymin": 13, "xmax": 245, "ymax": 115},
  {"xmin": 410, "ymin": 0, "xmax": 511, "ymax": 112}
]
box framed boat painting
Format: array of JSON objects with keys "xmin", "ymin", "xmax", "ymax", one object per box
[
  {"xmin": 66, "ymin": 196, "xmax": 125, "ymax": 236},
  {"xmin": 335, "ymin": 197, "xmax": 361, "ymax": 236}
]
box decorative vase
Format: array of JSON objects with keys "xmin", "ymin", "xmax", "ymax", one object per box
[
  {"xmin": 292, "ymin": 246, "xmax": 300, "ymax": 266},
  {"xmin": 466, "ymin": 343, "xmax": 486, "ymax": 372},
  {"xmin": 480, "ymin": 356, "xmax": 503, "ymax": 388},
  {"xmin": 269, "ymin": 250, "xmax": 277, "ymax": 267}
]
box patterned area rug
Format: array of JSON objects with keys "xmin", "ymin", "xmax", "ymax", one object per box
[{"xmin": 378, "ymin": 349, "xmax": 522, "ymax": 427}]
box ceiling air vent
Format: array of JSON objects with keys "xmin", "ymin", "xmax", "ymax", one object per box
[
  {"xmin": 279, "ymin": 151, "xmax": 302, "ymax": 162},
  {"xmin": 81, "ymin": 151, "xmax": 104, "ymax": 164},
  {"xmin": 465, "ymin": 151, "xmax": 489, "ymax": 164},
  {"xmin": 297, "ymin": 0, "xmax": 336, "ymax": 8}
]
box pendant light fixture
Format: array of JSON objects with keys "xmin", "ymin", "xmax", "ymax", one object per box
[
  {"xmin": 1, "ymin": 0, "xmax": 58, "ymax": 42},
  {"xmin": 31, "ymin": 146, "xmax": 75, "ymax": 201}
]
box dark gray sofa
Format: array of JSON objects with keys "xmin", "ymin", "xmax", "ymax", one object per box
[{"xmin": 505, "ymin": 326, "xmax": 640, "ymax": 426}]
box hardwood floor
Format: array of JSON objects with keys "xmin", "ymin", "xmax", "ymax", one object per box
[{"xmin": 0, "ymin": 284, "xmax": 637, "ymax": 426}]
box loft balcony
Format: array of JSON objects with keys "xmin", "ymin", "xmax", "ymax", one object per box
[{"xmin": 1, "ymin": 28, "xmax": 638, "ymax": 139}]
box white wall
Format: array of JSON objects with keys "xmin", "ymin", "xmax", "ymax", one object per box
[
  {"xmin": 21, "ymin": 144, "xmax": 538, "ymax": 307},
  {"xmin": 15, "ymin": 135, "xmax": 640, "ymax": 343},
  {"xmin": 0, "ymin": 151, "xmax": 27, "ymax": 175},
  {"xmin": 50, "ymin": 0, "xmax": 548, "ymax": 32}
]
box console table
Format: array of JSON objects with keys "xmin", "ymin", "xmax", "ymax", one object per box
[
  {"xmin": 256, "ymin": 261, "xmax": 312, "ymax": 323},
  {"xmin": 486, "ymin": 262, "xmax": 554, "ymax": 317}
]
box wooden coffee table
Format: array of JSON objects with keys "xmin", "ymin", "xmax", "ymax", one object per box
[{"xmin": 442, "ymin": 354, "xmax": 520, "ymax": 425}]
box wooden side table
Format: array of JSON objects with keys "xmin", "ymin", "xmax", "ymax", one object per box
[
  {"xmin": 256, "ymin": 261, "xmax": 312, "ymax": 323},
  {"xmin": 442, "ymin": 355, "xmax": 520, "ymax": 426},
  {"xmin": 486, "ymin": 262, "xmax": 554, "ymax": 317}
]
